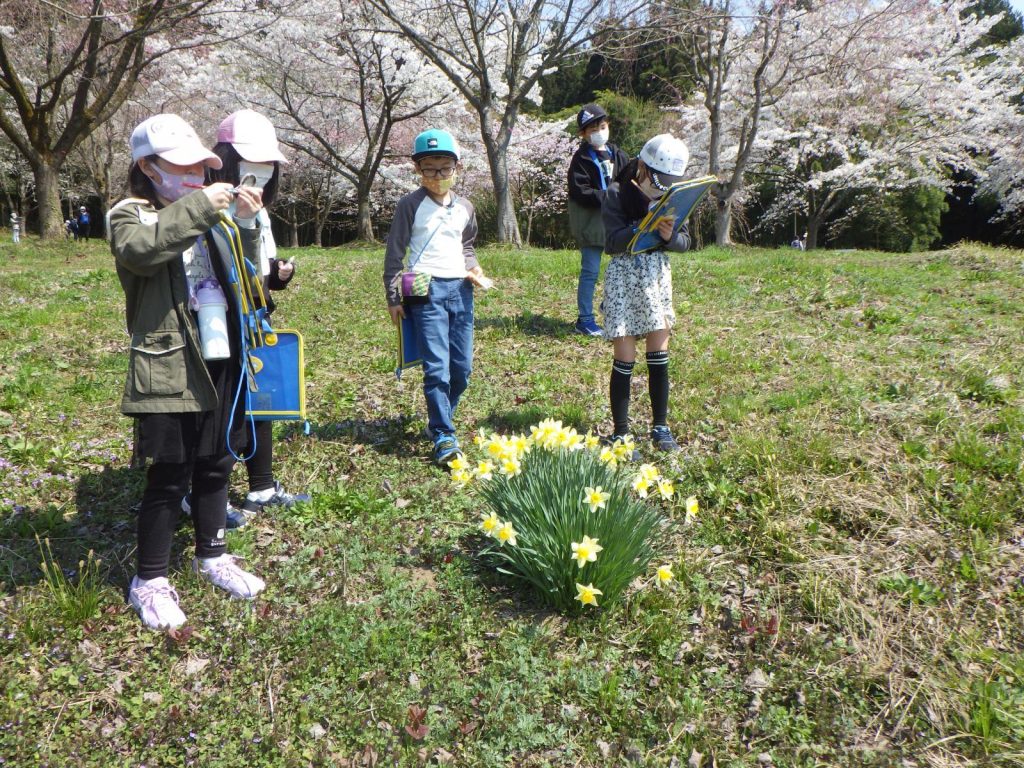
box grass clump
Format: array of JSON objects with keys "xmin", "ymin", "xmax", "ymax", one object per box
[{"xmin": 36, "ymin": 535, "xmax": 103, "ymax": 626}]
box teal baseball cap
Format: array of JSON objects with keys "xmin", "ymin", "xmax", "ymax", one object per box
[{"xmin": 412, "ymin": 129, "xmax": 460, "ymax": 161}]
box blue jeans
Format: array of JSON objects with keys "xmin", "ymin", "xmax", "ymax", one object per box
[
  {"xmin": 577, "ymin": 245, "xmax": 603, "ymax": 322},
  {"xmin": 408, "ymin": 277, "xmax": 474, "ymax": 438}
]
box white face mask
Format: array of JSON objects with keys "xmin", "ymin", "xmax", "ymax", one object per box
[
  {"xmin": 587, "ymin": 127, "xmax": 609, "ymax": 148},
  {"xmin": 238, "ymin": 160, "xmax": 276, "ymax": 190}
]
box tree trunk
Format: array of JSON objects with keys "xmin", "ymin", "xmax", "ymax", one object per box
[
  {"xmin": 806, "ymin": 217, "xmax": 821, "ymax": 250},
  {"xmin": 32, "ymin": 161, "xmax": 64, "ymax": 239},
  {"xmin": 356, "ymin": 192, "xmax": 374, "ymax": 242},
  {"xmin": 714, "ymin": 195, "xmax": 733, "ymax": 246},
  {"xmin": 288, "ymin": 202, "xmax": 300, "ymax": 248},
  {"xmin": 312, "ymin": 202, "xmax": 323, "ymax": 247},
  {"xmin": 479, "ymin": 114, "xmax": 521, "ymax": 246}
]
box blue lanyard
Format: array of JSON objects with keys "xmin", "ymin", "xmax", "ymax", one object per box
[{"xmin": 587, "ymin": 147, "xmax": 611, "ymax": 191}]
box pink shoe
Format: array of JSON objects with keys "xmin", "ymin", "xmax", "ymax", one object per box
[
  {"xmin": 193, "ymin": 555, "xmax": 265, "ymax": 599},
  {"xmin": 129, "ymin": 576, "xmax": 186, "ymax": 630}
]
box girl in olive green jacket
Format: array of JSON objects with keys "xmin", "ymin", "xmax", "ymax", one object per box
[{"xmin": 109, "ymin": 114, "xmax": 267, "ymax": 631}]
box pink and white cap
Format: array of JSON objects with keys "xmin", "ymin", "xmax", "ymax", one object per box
[
  {"xmin": 217, "ymin": 109, "xmax": 288, "ymax": 164},
  {"xmin": 130, "ymin": 114, "xmax": 222, "ymax": 168}
]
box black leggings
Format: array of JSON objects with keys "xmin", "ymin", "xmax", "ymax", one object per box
[
  {"xmin": 136, "ymin": 453, "xmax": 233, "ymax": 579},
  {"xmin": 244, "ymin": 420, "xmax": 275, "ymax": 493}
]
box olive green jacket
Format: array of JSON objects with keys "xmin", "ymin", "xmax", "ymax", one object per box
[{"xmin": 109, "ymin": 193, "xmax": 259, "ymax": 415}]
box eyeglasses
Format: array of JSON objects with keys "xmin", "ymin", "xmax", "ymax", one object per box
[{"xmin": 420, "ymin": 166, "xmax": 456, "ymax": 178}]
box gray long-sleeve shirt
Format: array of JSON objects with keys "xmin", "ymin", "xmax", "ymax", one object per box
[{"xmin": 383, "ymin": 187, "xmax": 479, "ymax": 306}]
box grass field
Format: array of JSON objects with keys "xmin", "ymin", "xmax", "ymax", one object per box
[{"xmin": 1, "ymin": 235, "xmax": 1022, "ymax": 767}]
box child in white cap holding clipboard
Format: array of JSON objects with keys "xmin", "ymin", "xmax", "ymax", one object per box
[{"xmin": 600, "ymin": 134, "xmax": 692, "ymax": 453}]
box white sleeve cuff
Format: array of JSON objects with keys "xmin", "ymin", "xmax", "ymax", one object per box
[{"xmin": 234, "ymin": 215, "xmax": 257, "ymax": 229}]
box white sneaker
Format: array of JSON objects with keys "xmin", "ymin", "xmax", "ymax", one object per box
[
  {"xmin": 129, "ymin": 575, "xmax": 186, "ymax": 630},
  {"xmin": 193, "ymin": 555, "xmax": 265, "ymax": 599}
]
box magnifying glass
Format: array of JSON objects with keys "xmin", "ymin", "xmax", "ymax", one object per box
[{"xmin": 230, "ymin": 173, "xmax": 258, "ymax": 195}]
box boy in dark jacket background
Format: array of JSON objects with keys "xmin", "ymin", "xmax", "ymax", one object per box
[{"xmin": 566, "ymin": 104, "xmax": 628, "ymax": 337}]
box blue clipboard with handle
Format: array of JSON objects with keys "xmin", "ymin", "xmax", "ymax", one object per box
[{"xmin": 628, "ymin": 175, "xmax": 717, "ymax": 255}]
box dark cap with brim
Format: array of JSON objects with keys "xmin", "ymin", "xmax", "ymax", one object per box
[{"xmin": 577, "ymin": 103, "xmax": 609, "ymax": 131}]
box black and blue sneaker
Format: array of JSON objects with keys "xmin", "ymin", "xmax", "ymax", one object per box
[
  {"xmin": 239, "ymin": 481, "xmax": 311, "ymax": 522},
  {"xmin": 574, "ymin": 318, "xmax": 603, "ymax": 337},
  {"xmin": 433, "ymin": 434, "xmax": 462, "ymax": 466},
  {"xmin": 650, "ymin": 425, "xmax": 681, "ymax": 452},
  {"xmin": 181, "ymin": 494, "xmax": 248, "ymax": 530}
]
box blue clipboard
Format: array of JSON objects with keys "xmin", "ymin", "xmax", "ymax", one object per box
[
  {"xmin": 395, "ymin": 313, "xmax": 422, "ymax": 380},
  {"xmin": 246, "ymin": 329, "xmax": 306, "ymax": 421},
  {"xmin": 628, "ymin": 175, "xmax": 717, "ymax": 255}
]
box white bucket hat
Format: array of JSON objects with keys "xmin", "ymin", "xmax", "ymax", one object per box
[
  {"xmin": 217, "ymin": 109, "xmax": 288, "ymax": 164},
  {"xmin": 130, "ymin": 114, "xmax": 222, "ymax": 169},
  {"xmin": 639, "ymin": 134, "xmax": 689, "ymax": 190}
]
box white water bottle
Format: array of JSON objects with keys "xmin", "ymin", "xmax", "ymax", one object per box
[{"xmin": 195, "ymin": 280, "xmax": 230, "ymax": 360}]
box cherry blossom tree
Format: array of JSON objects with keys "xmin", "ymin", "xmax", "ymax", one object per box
[
  {"xmin": 365, "ymin": 0, "xmax": 642, "ymax": 245},
  {"xmin": 506, "ymin": 117, "xmax": 575, "ymax": 245},
  {"xmin": 0, "ymin": 0, "xmax": 287, "ymax": 239},
  {"xmin": 669, "ymin": 0, "xmax": 826, "ymax": 246},
  {"xmin": 749, "ymin": 0, "xmax": 1024, "ymax": 249},
  {"xmin": 222, "ymin": 0, "xmax": 449, "ymax": 242}
]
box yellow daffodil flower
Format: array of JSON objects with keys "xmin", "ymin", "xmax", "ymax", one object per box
[
  {"xmin": 632, "ymin": 474, "xmax": 651, "ymax": 498},
  {"xmin": 599, "ymin": 446, "xmax": 618, "ymax": 467},
  {"xmin": 571, "ymin": 535, "xmax": 603, "ymax": 569},
  {"xmin": 584, "ymin": 432, "xmax": 600, "ymax": 450},
  {"xmin": 582, "ymin": 485, "xmax": 611, "ymax": 513},
  {"xmin": 451, "ymin": 469, "xmax": 473, "ymax": 488},
  {"xmin": 656, "ymin": 564, "xmax": 674, "ymax": 587},
  {"xmin": 447, "ymin": 454, "xmax": 468, "ymax": 471},
  {"xmin": 657, "ymin": 478, "xmax": 675, "ymax": 500},
  {"xmin": 638, "ymin": 463, "xmax": 660, "ymax": 482},
  {"xmin": 575, "ymin": 582, "xmax": 602, "ymax": 607},
  {"xmin": 685, "ymin": 495, "xmax": 699, "ymax": 524},
  {"xmin": 496, "ymin": 521, "xmax": 518, "ymax": 546},
  {"xmin": 500, "ymin": 456, "xmax": 522, "ymax": 477},
  {"xmin": 612, "ymin": 436, "xmax": 636, "ymax": 461},
  {"xmin": 479, "ymin": 512, "xmax": 501, "ymax": 536},
  {"xmin": 473, "ymin": 428, "xmax": 488, "ymax": 446},
  {"xmin": 475, "ymin": 460, "xmax": 495, "ymax": 481}
]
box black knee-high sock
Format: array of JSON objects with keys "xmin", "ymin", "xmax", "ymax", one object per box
[
  {"xmin": 647, "ymin": 350, "xmax": 670, "ymax": 427},
  {"xmin": 610, "ymin": 359, "xmax": 635, "ymax": 435}
]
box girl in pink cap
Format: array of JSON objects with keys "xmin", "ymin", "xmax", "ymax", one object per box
[
  {"xmin": 203, "ymin": 109, "xmax": 308, "ymax": 528},
  {"xmin": 110, "ymin": 114, "xmax": 268, "ymax": 630}
]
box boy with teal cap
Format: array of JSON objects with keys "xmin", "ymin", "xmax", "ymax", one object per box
[{"xmin": 383, "ymin": 129, "xmax": 488, "ymax": 466}]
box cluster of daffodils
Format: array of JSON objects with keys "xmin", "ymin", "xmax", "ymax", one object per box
[
  {"xmin": 631, "ymin": 463, "xmax": 675, "ymax": 501},
  {"xmin": 479, "ymin": 511, "xmax": 517, "ymax": 546},
  {"xmin": 453, "ymin": 418, "xmax": 697, "ymax": 613}
]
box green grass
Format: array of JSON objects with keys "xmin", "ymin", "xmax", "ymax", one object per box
[{"xmin": 1, "ymin": 235, "xmax": 1023, "ymax": 765}]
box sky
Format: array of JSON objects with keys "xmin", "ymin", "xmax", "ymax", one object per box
[{"xmin": 1012, "ymin": 0, "xmax": 1024, "ymax": 16}]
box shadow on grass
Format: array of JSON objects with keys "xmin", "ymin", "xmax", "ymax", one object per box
[
  {"xmin": 475, "ymin": 312, "xmax": 571, "ymax": 338},
  {"xmin": 285, "ymin": 415, "xmax": 430, "ymax": 457},
  {"xmin": 0, "ymin": 465, "xmax": 142, "ymax": 592},
  {"xmin": 480, "ymin": 404, "xmax": 597, "ymax": 435}
]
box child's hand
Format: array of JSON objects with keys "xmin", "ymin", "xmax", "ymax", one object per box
[
  {"xmin": 276, "ymin": 259, "xmax": 294, "ymax": 281},
  {"xmin": 388, "ymin": 304, "xmax": 405, "ymax": 324},
  {"xmin": 203, "ymin": 183, "xmax": 236, "ymax": 211},
  {"xmin": 656, "ymin": 216, "xmax": 675, "ymax": 241},
  {"xmin": 466, "ymin": 266, "xmax": 493, "ymax": 289},
  {"xmin": 234, "ymin": 186, "xmax": 264, "ymax": 219}
]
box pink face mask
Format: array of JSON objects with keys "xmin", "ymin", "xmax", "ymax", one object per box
[{"xmin": 148, "ymin": 165, "xmax": 204, "ymax": 202}]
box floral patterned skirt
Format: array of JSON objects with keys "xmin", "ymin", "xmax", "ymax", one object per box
[{"xmin": 600, "ymin": 251, "xmax": 674, "ymax": 339}]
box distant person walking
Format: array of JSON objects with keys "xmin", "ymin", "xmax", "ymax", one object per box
[
  {"xmin": 10, "ymin": 213, "xmax": 20, "ymax": 244},
  {"xmin": 77, "ymin": 206, "xmax": 91, "ymax": 240}
]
